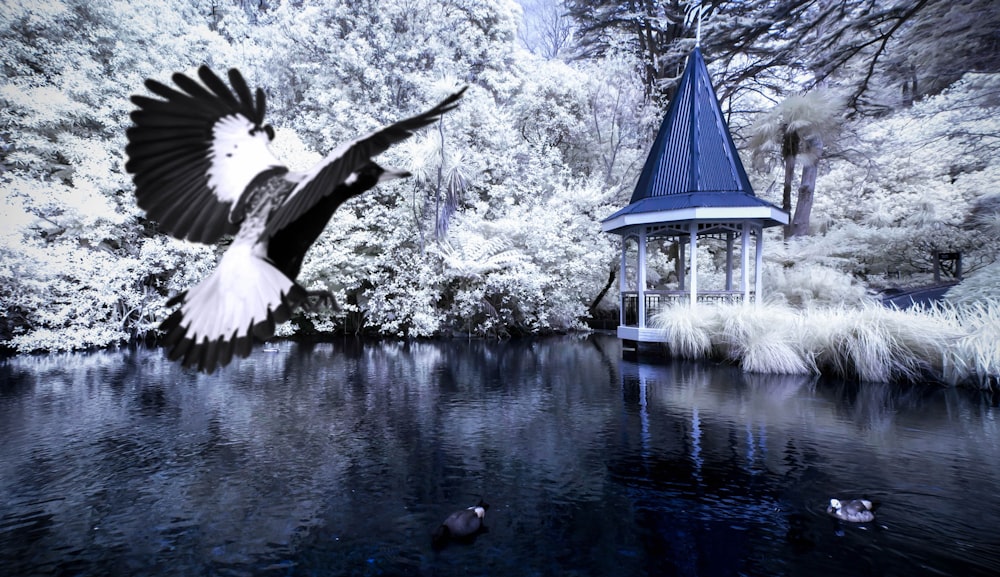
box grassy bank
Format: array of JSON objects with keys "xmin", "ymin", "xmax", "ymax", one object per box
[{"xmin": 650, "ymin": 300, "xmax": 999, "ymax": 388}]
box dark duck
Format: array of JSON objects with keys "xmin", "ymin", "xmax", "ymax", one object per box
[
  {"xmin": 432, "ymin": 500, "xmax": 489, "ymax": 548},
  {"xmin": 125, "ymin": 66, "xmax": 464, "ymax": 372}
]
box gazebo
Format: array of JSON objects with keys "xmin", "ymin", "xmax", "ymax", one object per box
[{"xmin": 601, "ymin": 47, "xmax": 788, "ymax": 347}]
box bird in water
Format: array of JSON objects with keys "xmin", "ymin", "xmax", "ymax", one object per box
[
  {"xmin": 125, "ymin": 66, "xmax": 464, "ymax": 373},
  {"xmin": 432, "ymin": 500, "xmax": 489, "ymax": 548},
  {"xmin": 827, "ymin": 498, "xmax": 876, "ymax": 523}
]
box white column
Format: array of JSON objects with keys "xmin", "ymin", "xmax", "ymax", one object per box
[
  {"xmin": 689, "ymin": 222, "xmax": 698, "ymax": 307},
  {"xmin": 754, "ymin": 225, "xmax": 764, "ymax": 308},
  {"xmin": 741, "ymin": 222, "xmax": 750, "ymax": 302},
  {"xmin": 619, "ymin": 236, "xmax": 628, "ymax": 326},
  {"xmin": 725, "ymin": 231, "xmax": 734, "ymax": 291},
  {"xmin": 638, "ymin": 229, "xmax": 647, "ymax": 327},
  {"xmin": 677, "ymin": 238, "xmax": 686, "ymax": 290}
]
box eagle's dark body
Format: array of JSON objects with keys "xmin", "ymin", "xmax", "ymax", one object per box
[{"xmin": 125, "ymin": 66, "xmax": 463, "ymax": 372}]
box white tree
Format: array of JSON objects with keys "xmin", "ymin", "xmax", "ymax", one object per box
[
  {"xmin": 749, "ymin": 90, "xmax": 843, "ymax": 239},
  {"xmin": 516, "ymin": 0, "xmax": 574, "ymax": 59}
]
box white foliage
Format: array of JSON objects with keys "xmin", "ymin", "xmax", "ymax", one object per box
[
  {"xmin": 437, "ymin": 231, "xmax": 524, "ymax": 278},
  {"xmin": 267, "ymin": 127, "xmax": 323, "ymax": 173},
  {"xmin": 945, "ymin": 262, "xmax": 1000, "ymax": 306},
  {"xmin": 759, "ymin": 71, "xmax": 1000, "ymax": 288}
]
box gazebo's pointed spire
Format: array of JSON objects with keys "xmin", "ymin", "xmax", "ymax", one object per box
[
  {"xmin": 692, "ymin": 1, "xmax": 704, "ymax": 47},
  {"xmin": 629, "ymin": 47, "xmax": 754, "ymax": 205}
]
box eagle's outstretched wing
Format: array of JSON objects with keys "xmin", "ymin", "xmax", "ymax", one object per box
[
  {"xmin": 264, "ymin": 87, "xmax": 466, "ymax": 238},
  {"xmin": 126, "ymin": 66, "xmax": 282, "ymax": 244}
]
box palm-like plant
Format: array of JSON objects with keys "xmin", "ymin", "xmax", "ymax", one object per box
[
  {"xmin": 749, "ymin": 90, "xmax": 843, "ymax": 239},
  {"xmin": 400, "ymin": 124, "xmax": 472, "ymax": 246}
]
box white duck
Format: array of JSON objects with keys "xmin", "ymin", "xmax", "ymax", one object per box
[{"xmin": 827, "ymin": 498, "xmax": 875, "ymax": 523}]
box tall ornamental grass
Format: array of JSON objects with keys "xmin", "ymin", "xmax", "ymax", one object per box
[
  {"xmin": 650, "ymin": 300, "xmax": 998, "ymax": 387},
  {"xmin": 716, "ymin": 305, "xmax": 814, "ymax": 374},
  {"xmin": 944, "ymin": 301, "xmax": 1000, "ymax": 388},
  {"xmin": 650, "ymin": 306, "xmax": 718, "ymax": 359}
]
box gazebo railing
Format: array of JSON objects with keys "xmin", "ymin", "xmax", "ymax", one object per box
[{"xmin": 620, "ymin": 290, "xmax": 754, "ymax": 327}]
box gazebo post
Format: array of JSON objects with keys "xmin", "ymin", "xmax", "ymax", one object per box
[
  {"xmin": 741, "ymin": 222, "xmax": 750, "ymax": 302},
  {"xmin": 619, "ymin": 236, "xmax": 628, "ymax": 326},
  {"xmin": 638, "ymin": 229, "xmax": 647, "ymax": 327},
  {"xmin": 677, "ymin": 238, "xmax": 686, "ymax": 291},
  {"xmin": 688, "ymin": 222, "xmax": 698, "ymax": 307},
  {"xmin": 725, "ymin": 231, "xmax": 734, "ymax": 291},
  {"xmin": 754, "ymin": 225, "xmax": 764, "ymax": 307}
]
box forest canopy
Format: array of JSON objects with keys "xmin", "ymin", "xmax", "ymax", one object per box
[{"xmin": 1, "ymin": 0, "xmax": 998, "ymax": 352}]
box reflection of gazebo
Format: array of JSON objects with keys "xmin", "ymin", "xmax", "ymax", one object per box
[{"xmin": 601, "ymin": 47, "xmax": 787, "ymax": 346}]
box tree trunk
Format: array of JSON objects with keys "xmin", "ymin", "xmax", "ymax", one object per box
[
  {"xmin": 434, "ymin": 119, "xmax": 445, "ymax": 241},
  {"xmin": 588, "ymin": 265, "xmax": 617, "ymax": 317},
  {"xmin": 788, "ymin": 137, "xmax": 824, "ymax": 238},
  {"xmin": 781, "ymin": 152, "xmax": 796, "ymax": 239},
  {"xmin": 637, "ymin": 0, "xmax": 660, "ymax": 95}
]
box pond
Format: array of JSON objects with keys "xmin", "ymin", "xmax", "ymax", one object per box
[{"xmin": 2, "ymin": 334, "xmax": 999, "ymax": 576}]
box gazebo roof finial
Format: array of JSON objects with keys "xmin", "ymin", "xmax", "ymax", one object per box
[{"xmin": 686, "ymin": 0, "xmax": 707, "ymax": 47}]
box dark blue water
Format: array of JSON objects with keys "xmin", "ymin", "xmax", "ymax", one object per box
[{"xmin": 2, "ymin": 334, "xmax": 999, "ymax": 576}]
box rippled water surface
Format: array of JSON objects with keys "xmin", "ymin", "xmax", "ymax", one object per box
[{"xmin": 2, "ymin": 334, "xmax": 1000, "ymax": 576}]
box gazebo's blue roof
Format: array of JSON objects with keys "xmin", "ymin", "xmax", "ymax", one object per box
[
  {"xmin": 609, "ymin": 192, "xmax": 779, "ymax": 216},
  {"xmin": 603, "ymin": 47, "xmax": 785, "ymax": 228}
]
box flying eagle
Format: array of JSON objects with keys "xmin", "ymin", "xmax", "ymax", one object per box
[{"xmin": 125, "ymin": 66, "xmax": 464, "ymax": 373}]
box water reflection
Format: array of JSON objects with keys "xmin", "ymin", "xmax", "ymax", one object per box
[
  {"xmin": 1, "ymin": 336, "xmax": 999, "ymax": 576},
  {"xmin": 617, "ymin": 358, "xmax": 1000, "ymax": 576}
]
